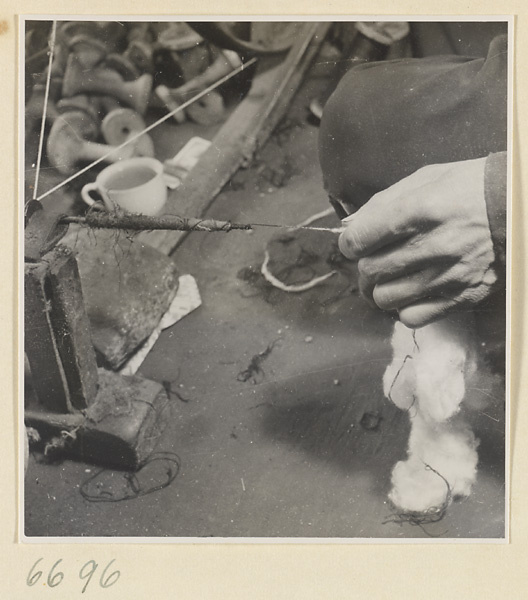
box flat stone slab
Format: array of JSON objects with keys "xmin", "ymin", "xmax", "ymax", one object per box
[{"xmin": 64, "ymin": 227, "xmax": 179, "ymax": 369}]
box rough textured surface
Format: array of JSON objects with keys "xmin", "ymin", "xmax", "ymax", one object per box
[
  {"xmin": 46, "ymin": 245, "xmax": 99, "ymax": 409},
  {"xmin": 64, "ymin": 227, "xmax": 179, "ymax": 369},
  {"xmin": 25, "ymin": 257, "xmax": 72, "ymax": 413}
]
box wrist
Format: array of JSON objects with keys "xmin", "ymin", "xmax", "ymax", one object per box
[{"xmin": 483, "ymin": 152, "xmax": 507, "ymax": 272}]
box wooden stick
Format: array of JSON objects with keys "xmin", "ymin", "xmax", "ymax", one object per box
[
  {"xmin": 135, "ymin": 22, "xmax": 330, "ymax": 255},
  {"xmin": 61, "ymin": 213, "xmax": 253, "ymax": 232},
  {"xmin": 60, "ymin": 212, "xmax": 344, "ymax": 233},
  {"xmin": 25, "ymin": 409, "xmax": 86, "ymax": 429}
]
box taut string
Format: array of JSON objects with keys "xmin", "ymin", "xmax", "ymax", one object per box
[{"xmin": 31, "ymin": 20, "xmax": 58, "ymax": 205}]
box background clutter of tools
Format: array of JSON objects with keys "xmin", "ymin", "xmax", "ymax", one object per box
[{"xmin": 25, "ymin": 21, "xmax": 244, "ymax": 178}]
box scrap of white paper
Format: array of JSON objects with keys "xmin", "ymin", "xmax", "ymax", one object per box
[
  {"xmin": 163, "ymin": 136, "xmax": 212, "ymax": 189},
  {"xmin": 119, "ymin": 274, "xmax": 202, "ymax": 376}
]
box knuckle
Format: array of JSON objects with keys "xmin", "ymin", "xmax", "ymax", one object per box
[
  {"xmin": 444, "ymin": 261, "xmax": 485, "ymax": 289},
  {"xmin": 392, "ymin": 197, "xmax": 422, "ymax": 236},
  {"xmin": 410, "ymin": 194, "xmax": 436, "ymax": 225},
  {"xmin": 441, "ymin": 227, "xmax": 465, "ymax": 255},
  {"xmin": 449, "ymin": 262, "xmax": 472, "ymax": 286}
]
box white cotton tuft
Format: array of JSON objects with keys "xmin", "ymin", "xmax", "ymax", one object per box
[
  {"xmin": 384, "ymin": 315, "xmax": 477, "ymax": 422},
  {"xmin": 382, "ymin": 321, "xmax": 416, "ymax": 411},
  {"xmin": 388, "ymin": 412, "xmax": 479, "ymax": 512},
  {"xmin": 383, "ymin": 314, "xmax": 479, "ymax": 513},
  {"xmin": 413, "ymin": 315, "xmax": 477, "ymax": 423}
]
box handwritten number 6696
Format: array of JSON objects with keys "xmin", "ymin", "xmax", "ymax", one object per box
[{"xmin": 27, "ymin": 558, "xmax": 120, "ymax": 592}]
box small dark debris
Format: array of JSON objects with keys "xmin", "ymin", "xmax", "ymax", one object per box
[
  {"xmin": 360, "ymin": 411, "xmax": 382, "ymax": 431},
  {"xmin": 162, "ymin": 380, "xmax": 190, "ymax": 403},
  {"xmin": 223, "ymin": 173, "xmax": 246, "ymax": 192},
  {"xmin": 237, "ymin": 339, "xmax": 281, "ymax": 384},
  {"xmin": 273, "ymin": 116, "xmax": 303, "ymax": 145},
  {"xmin": 276, "ymin": 233, "xmax": 296, "ymax": 244},
  {"xmin": 260, "ymin": 163, "xmax": 295, "ymax": 188},
  {"xmin": 237, "ymin": 265, "xmax": 261, "ymax": 284},
  {"xmin": 327, "ymin": 248, "xmax": 353, "ymax": 269}
]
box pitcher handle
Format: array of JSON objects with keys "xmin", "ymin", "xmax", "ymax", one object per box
[{"xmin": 81, "ymin": 182, "xmax": 100, "ymax": 207}]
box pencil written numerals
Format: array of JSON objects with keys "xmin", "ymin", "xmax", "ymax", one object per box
[{"xmin": 27, "ymin": 558, "xmax": 120, "ymax": 593}]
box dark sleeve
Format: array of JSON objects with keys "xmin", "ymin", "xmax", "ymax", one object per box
[
  {"xmin": 319, "ymin": 34, "xmax": 508, "ymax": 211},
  {"xmin": 484, "ymin": 151, "xmax": 507, "ymax": 269}
]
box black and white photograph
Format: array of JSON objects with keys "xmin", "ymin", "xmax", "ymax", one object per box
[{"xmin": 22, "ymin": 17, "xmax": 510, "ymax": 541}]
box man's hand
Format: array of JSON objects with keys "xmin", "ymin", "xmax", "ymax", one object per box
[{"xmin": 338, "ymin": 158, "xmax": 498, "ymax": 328}]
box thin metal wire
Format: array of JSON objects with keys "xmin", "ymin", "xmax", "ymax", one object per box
[
  {"xmin": 31, "ymin": 20, "xmax": 57, "ymax": 202},
  {"xmin": 252, "ymin": 222, "xmax": 345, "ymax": 233},
  {"xmin": 35, "ymin": 56, "xmax": 258, "ymax": 202}
]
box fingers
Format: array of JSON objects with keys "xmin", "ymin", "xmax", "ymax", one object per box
[
  {"xmin": 357, "ymin": 240, "xmax": 459, "ymax": 287},
  {"xmin": 356, "ymin": 241, "xmax": 460, "ymax": 308},
  {"xmin": 366, "ymin": 262, "xmax": 481, "ymax": 311},
  {"xmin": 354, "ymin": 220, "xmax": 493, "ymax": 308},
  {"xmin": 398, "ymin": 298, "xmax": 460, "ymax": 328},
  {"xmin": 359, "ymin": 268, "xmax": 435, "ymax": 313},
  {"xmin": 338, "ymin": 195, "xmax": 416, "ymax": 259},
  {"xmin": 372, "ymin": 274, "xmax": 434, "ymax": 311},
  {"xmin": 337, "ymin": 164, "xmax": 446, "ymax": 259},
  {"xmin": 357, "ymin": 251, "xmax": 426, "ymax": 308},
  {"xmin": 360, "ymin": 266, "xmax": 457, "ymax": 312},
  {"xmin": 396, "ymin": 275, "xmax": 498, "ymax": 328},
  {"xmin": 336, "ymin": 159, "xmax": 495, "ymax": 326}
]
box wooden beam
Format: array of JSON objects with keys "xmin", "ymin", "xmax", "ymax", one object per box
[
  {"xmin": 25, "ymin": 246, "xmax": 99, "ymax": 412},
  {"xmin": 46, "ymin": 246, "xmax": 99, "ymax": 408},
  {"xmin": 136, "ymin": 22, "xmax": 330, "ymax": 255},
  {"xmin": 25, "ymin": 260, "xmax": 73, "ymax": 413}
]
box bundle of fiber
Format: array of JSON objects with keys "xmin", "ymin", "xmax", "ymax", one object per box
[{"xmin": 383, "ymin": 314, "xmax": 480, "ymax": 514}]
